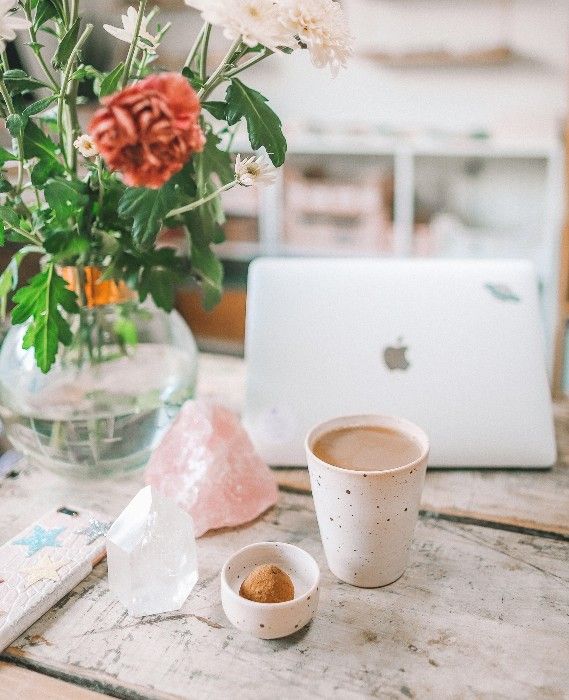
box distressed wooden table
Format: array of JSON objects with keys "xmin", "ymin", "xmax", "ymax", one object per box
[{"xmin": 0, "ymin": 354, "xmax": 568, "ymax": 699}]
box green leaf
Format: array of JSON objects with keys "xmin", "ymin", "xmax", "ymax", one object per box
[
  {"xmin": 0, "ymin": 245, "xmax": 42, "ymax": 319},
  {"xmin": 225, "ymin": 78, "xmax": 287, "ymax": 166},
  {"xmin": 23, "ymin": 120, "xmax": 60, "ymax": 161},
  {"xmin": 199, "ymin": 129, "xmax": 234, "ymax": 186},
  {"xmin": 43, "ymin": 230, "xmax": 89, "ymax": 259},
  {"xmin": 98, "ymin": 63, "xmax": 124, "ymax": 97},
  {"xmin": 6, "ymin": 114, "xmax": 26, "ymax": 137},
  {"xmin": 0, "ymin": 205, "xmax": 20, "ymax": 230},
  {"xmin": 44, "ymin": 177, "xmax": 89, "ymax": 225},
  {"xmin": 191, "ymin": 243, "xmax": 223, "ymax": 310},
  {"xmin": 71, "ymin": 64, "xmax": 101, "ymax": 81},
  {"xmin": 0, "ymin": 147, "xmax": 15, "ymax": 165},
  {"xmin": 30, "ymin": 156, "xmax": 62, "ymax": 187},
  {"xmin": 181, "ymin": 66, "xmax": 204, "ymax": 91},
  {"xmin": 167, "ymin": 159, "xmax": 198, "ymax": 198},
  {"xmin": 0, "ymin": 175, "xmax": 12, "ymax": 193},
  {"xmin": 23, "ymin": 94, "xmax": 58, "ymax": 118},
  {"xmin": 52, "ymin": 17, "xmax": 80, "ymax": 69},
  {"xmin": 118, "ymin": 185, "xmax": 180, "ymax": 248},
  {"xmin": 202, "ymin": 101, "xmax": 227, "ymax": 121},
  {"xmin": 33, "ymin": 0, "xmax": 59, "ymax": 30},
  {"xmin": 137, "ymin": 249, "xmax": 185, "ymax": 312},
  {"xmin": 12, "ymin": 265, "xmax": 79, "ymax": 373},
  {"xmin": 184, "ymin": 129, "xmax": 232, "ymax": 247},
  {"xmin": 3, "ymin": 69, "xmax": 48, "ymax": 94}
]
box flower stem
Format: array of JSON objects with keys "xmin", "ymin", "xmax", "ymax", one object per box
[
  {"xmin": 0, "ymin": 57, "xmax": 25, "ymax": 194},
  {"xmin": 198, "ymin": 38, "xmax": 242, "ymax": 101},
  {"xmin": 166, "ymin": 180, "xmax": 237, "ymax": 219},
  {"xmin": 23, "ymin": 5, "xmax": 59, "ymax": 91},
  {"xmin": 184, "ymin": 22, "xmax": 207, "ymax": 70},
  {"xmin": 57, "ymin": 23, "xmax": 94, "ymax": 169},
  {"xmin": 225, "ymin": 48, "xmax": 274, "ymax": 78},
  {"xmin": 2, "ymin": 219, "xmax": 43, "ymax": 246},
  {"xmin": 121, "ymin": 0, "xmax": 148, "ymax": 89},
  {"xmin": 96, "ymin": 156, "xmax": 105, "ymax": 210},
  {"xmin": 198, "ymin": 24, "xmax": 212, "ymax": 83}
]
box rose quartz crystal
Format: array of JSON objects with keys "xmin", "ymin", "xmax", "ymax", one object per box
[{"xmin": 144, "ymin": 401, "xmax": 278, "ymax": 536}]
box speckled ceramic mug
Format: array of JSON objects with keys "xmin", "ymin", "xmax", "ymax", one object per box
[{"xmin": 306, "ymin": 415, "xmax": 429, "ymax": 588}]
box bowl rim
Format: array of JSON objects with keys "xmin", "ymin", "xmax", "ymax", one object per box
[{"xmin": 220, "ymin": 541, "xmax": 320, "ymax": 609}]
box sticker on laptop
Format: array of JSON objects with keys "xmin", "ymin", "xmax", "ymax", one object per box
[
  {"xmin": 484, "ymin": 283, "xmax": 520, "ymax": 303},
  {"xmin": 257, "ymin": 405, "xmax": 298, "ymax": 445}
]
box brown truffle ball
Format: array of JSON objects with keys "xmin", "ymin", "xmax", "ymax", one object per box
[{"xmin": 239, "ymin": 564, "xmax": 295, "ymax": 603}]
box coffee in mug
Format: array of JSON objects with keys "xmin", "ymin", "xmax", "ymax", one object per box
[{"xmin": 312, "ymin": 425, "xmax": 422, "ymax": 472}]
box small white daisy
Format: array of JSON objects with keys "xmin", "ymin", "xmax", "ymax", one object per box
[
  {"xmin": 278, "ymin": 0, "xmax": 353, "ymax": 76},
  {"xmin": 73, "ymin": 134, "xmax": 99, "ymax": 159},
  {"xmin": 0, "ymin": 0, "xmax": 31, "ymax": 54},
  {"xmin": 234, "ymin": 153, "xmax": 277, "ymax": 187},
  {"xmin": 185, "ymin": 0, "xmax": 293, "ymax": 51},
  {"xmin": 103, "ymin": 6, "xmax": 159, "ymax": 54}
]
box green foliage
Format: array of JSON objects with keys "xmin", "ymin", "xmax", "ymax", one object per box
[
  {"xmin": 12, "ymin": 265, "xmax": 79, "ymax": 373},
  {"xmin": 0, "ymin": 206, "xmax": 21, "ymax": 242},
  {"xmin": 6, "ymin": 114, "xmax": 26, "ymax": 136},
  {"xmin": 118, "ymin": 185, "xmax": 180, "ymax": 249},
  {"xmin": 33, "ymin": 0, "xmax": 61, "ymax": 31},
  {"xmin": 53, "ymin": 17, "xmax": 80, "ymax": 69},
  {"xmin": 190, "ymin": 243, "xmax": 224, "ymax": 311},
  {"xmin": 181, "ymin": 66, "xmax": 204, "ymax": 91},
  {"xmin": 202, "ymin": 101, "xmax": 227, "ymax": 120},
  {"xmin": 225, "ymin": 79, "xmax": 287, "ymax": 166},
  {"xmin": 185, "ymin": 129, "xmax": 233, "ymax": 247},
  {"xmin": 0, "ymin": 246, "xmax": 42, "ymax": 319},
  {"xmin": 3, "ymin": 70, "xmax": 48, "ymax": 95},
  {"xmin": 44, "ymin": 178, "xmax": 89, "ymax": 226},
  {"xmin": 0, "ymin": 147, "xmax": 15, "ymax": 165},
  {"xmin": 23, "ymin": 95, "xmax": 58, "ymax": 118},
  {"xmin": 99, "ymin": 63, "xmax": 124, "ymax": 97}
]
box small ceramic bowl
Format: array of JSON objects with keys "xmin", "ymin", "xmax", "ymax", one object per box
[{"xmin": 220, "ymin": 542, "xmax": 320, "ymax": 639}]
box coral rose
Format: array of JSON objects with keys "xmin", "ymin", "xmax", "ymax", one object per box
[{"xmin": 89, "ymin": 72, "xmax": 205, "ymax": 189}]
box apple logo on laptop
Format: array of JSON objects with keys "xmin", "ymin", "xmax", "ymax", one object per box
[{"xmin": 383, "ymin": 338, "xmax": 410, "ymax": 371}]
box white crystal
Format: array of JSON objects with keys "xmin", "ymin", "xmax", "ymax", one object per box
[{"xmin": 106, "ymin": 486, "xmax": 198, "ymax": 617}]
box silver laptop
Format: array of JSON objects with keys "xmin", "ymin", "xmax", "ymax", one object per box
[{"xmin": 243, "ymin": 258, "xmax": 556, "ymax": 468}]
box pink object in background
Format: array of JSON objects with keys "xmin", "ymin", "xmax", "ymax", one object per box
[{"xmin": 144, "ymin": 401, "xmax": 279, "ymax": 536}]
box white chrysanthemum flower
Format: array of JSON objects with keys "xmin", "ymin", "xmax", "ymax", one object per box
[
  {"xmin": 185, "ymin": 0, "xmax": 293, "ymax": 51},
  {"xmin": 0, "ymin": 0, "xmax": 31, "ymax": 54},
  {"xmin": 234, "ymin": 154, "xmax": 277, "ymax": 187},
  {"xmin": 103, "ymin": 6, "xmax": 159, "ymax": 54},
  {"xmin": 278, "ymin": 0, "xmax": 353, "ymax": 76},
  {"xmin": 73, "ymin": 134, "xmax": 99, "ymax": 158}
]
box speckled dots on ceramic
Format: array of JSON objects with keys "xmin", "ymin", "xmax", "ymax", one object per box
[
  {"xmin": 220, "ymin": 542, "xmax": 320, "ymax": 639},
  {"xmin": 306, "ymin": 415, "xmax": 429, "ymax": 588}
]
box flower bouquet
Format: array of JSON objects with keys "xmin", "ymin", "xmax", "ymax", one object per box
[{"xmin": 0, "ymin": 0, "xmax": 352, "ymax": 476}]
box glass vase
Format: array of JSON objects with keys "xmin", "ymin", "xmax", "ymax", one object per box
[{"xmin": 0, "ymin": 289, "xmax": 198, "ymax": 479}]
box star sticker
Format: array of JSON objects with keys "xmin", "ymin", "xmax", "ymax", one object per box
[
  {"xmin": 23, "ymin": 554, "xmax": 65, "ymax": 587},
  {"xmin": 13, "ymin": 525, "xmax": 65, "ymax": 557},
  {"xmin": 76, "ymin": 518, "xmax": 111, "ymax": 545}
]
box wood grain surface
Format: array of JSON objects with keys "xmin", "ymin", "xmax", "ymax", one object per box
[
  {"xmin": 0, "ymin": 661, "xmax": 114, "ymax": 699},
  {"xmin": 0, "ymin": 353, "xmax": 567, "ymax": 699},
  {"xmin": 2, "ymin": 491, "xmax": 568, "ymax": 700}
]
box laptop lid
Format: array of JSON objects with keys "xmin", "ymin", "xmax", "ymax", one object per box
[{"xmin": 243, "ymin": 258, "xmax": 556, "ymax": 468}]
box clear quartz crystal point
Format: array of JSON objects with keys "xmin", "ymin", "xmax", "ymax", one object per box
[{"xmin": 106, "ymin": 485, "xmax": 198, "ymax": 617}]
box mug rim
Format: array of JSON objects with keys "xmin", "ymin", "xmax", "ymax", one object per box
[{"xmin": 305, "ymin": 414, "xmax": 430, "ymax": 476}]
